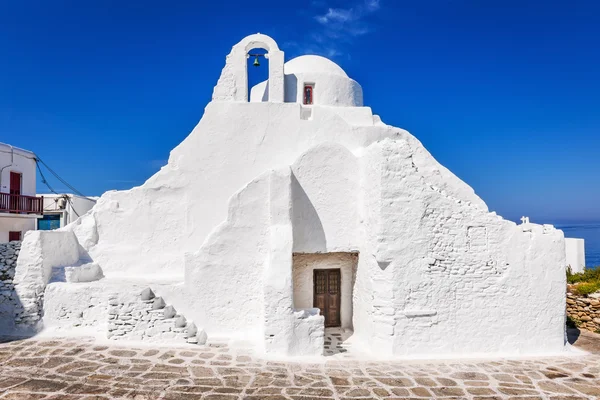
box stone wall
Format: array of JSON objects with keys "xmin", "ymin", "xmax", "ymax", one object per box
[
  {"xmin": 566, "ymin": 285, "xmax": 600, "ymax": 333},
  {"xmin": 108, "ymin": 287, "xmax": 206, "ymax": 345},
  {"xmin": 0, "ymin": 241, "xmax": 21, "ymax": 331}
]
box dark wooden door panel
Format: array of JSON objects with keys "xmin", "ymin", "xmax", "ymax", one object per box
[
  {"xmin": 314, "ymin": 268, "xmax": 341, "ymax": 328},
  {"xmin": 314, "ymin": 270, "xmax": 327, "ymax": 317},
  {"xmin": 10, "ymin": 172, "xmax": 21, "ymax": 195}
]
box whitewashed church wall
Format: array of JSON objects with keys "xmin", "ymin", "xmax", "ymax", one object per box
[
  {"xmin": 183, "ymin": 172, "xmax": 271, "ymax": 339},
  {"xmin": 43, "ymin": 282, "xmax": 107, "ymax": 329},
  {"xmin": 291, "ymin": 143, "xmax": 359, "ymax": 253},
  {"xmin": 17, "ymin": 34, "xmax": 567, "ymax": 359},
  {"xmin": 365, "ymin": 138, "xmax": 567, "ymax": 357},
  {"xmin": 67, "ymin": 97, "xmax": 486, "ymax": 280},
  {"xmin": 263, "ymin": 168, "xmax": 324, "ymax": 356}
]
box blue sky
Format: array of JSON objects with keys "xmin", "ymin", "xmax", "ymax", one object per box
[{"xmin": 1, "ymin": 0, "xmax": 599, "ymax": 224}]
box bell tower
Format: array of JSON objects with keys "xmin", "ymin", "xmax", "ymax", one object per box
[{"xmin": 212, "ymin": 33, "xmax": 285, "ymax": 103}]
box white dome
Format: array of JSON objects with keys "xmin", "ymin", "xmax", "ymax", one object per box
[
  {"xmin": 284, "ymin": 55, "xmax": 349, "ymax": 77},
  {"xmin": 250, "ymin": 54, "xmax": 362, "ymax": 107}
]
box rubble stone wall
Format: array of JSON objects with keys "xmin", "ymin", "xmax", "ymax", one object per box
[
  {"xmin": 108, "ymin": 288, "xmax": 205, "ymax": 345},
  {"xmin": 567, "ymin": 285, "xmax": 600, "ymax": 333},
  {"xmin": 0, "ymin": 241, "xmax": 21, "ymax": 331}
]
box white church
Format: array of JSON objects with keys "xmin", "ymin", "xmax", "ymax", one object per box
[{"xmin": 5, "ymin": 34, "xmax": 567, "ymax": 359}]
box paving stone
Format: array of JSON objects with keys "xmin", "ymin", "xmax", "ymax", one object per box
[
  {"xmin": 0, "ymin": 376, "xmax": 28, "ymax": 389},
  {"xmin": 11, "ymin": 378, "xmax": 69, "ymax": 392},
  {"xmin": 0, "ymin": 334, "xmax": 600, "ymax": 399},
  {"xmin": 0, "ymin": 394, "xmax": 48, "ymax": 400},
  {"xmin": 430, "ymin": 386, "xmax": 466, "ymax": 397},
  {"xmin": 571, "ymin": 383, "xmax": 600, "ymax": 396}
]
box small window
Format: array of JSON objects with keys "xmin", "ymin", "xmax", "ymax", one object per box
[
  {"xmin": 9, "ymin": 231, "xmax": 22, "ymax": 241},
  {"xmin": 303, "ymin": 84, "xmax": 314, "ymax": 105},
  {"xmin": 38, "ymin": 214, "xmax": 62, "ymax": 231}
]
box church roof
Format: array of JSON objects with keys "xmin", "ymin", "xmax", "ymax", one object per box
[{"xmin": 284, "ymin": 55, "xmax": 349, "ymax": 77}]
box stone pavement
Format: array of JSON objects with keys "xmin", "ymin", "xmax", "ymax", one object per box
[{"xmin": 1, "ymin": 330, "xmax": 600, "ymax": 399}]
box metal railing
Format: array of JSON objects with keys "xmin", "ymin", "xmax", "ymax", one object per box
[{"xmin": 0, "ymin": 193, "xmax": 43, "ymax": 214}]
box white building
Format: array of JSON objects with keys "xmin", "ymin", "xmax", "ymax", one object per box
[
  {"xmin": 9, "ymin": 34, "xmax": 568, "ymax": 359},
  {"xmin": 37, "ymin": 194, "xmax": 97, "ymax": 231},
  {"xmin": 0, "ymin": 143, "xmax": 43, "ymax": 243},
  {"xmin": 565, "ymin": 237, "xmax": 586, "ymax": 273}
]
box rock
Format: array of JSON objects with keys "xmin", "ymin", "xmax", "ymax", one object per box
[
  {"xmin": 140, "ymin": 288, "xmax": 155, "ymax": 301},
  {"xmin": 163, "ymin": 305, "xmax": 177, "ymax": 319},
  {"xmin": 196, "ymin": 329, "xmax": 208, "ymax": 345},
  {"xmin": 175, "ymin": 315, "xmax": 187, "ymax": 328},
  {"xmin": 152, "ymin": 297, "xmax": 166, "ymax": 310},
  {"xmin": 186, "ymin": 322, "xmax": 198, "ymax": 338}
]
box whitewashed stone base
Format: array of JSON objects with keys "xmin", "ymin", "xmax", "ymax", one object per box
[{"xmin": 107, "ymin": 288, "xmax": 206, "ymax": 345}]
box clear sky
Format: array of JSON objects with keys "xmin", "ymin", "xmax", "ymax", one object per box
[{"xmin": 1, "ymin": 0, "xmax": 599, "ymax": 224}]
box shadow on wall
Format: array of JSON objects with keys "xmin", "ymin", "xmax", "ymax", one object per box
[
  {"xmin": 286, "ymin": 74, "xmax": 298, "ymax": 103},
  {"xmin": 0, "ymin": 241, "xmax": 29, "ymax": 338},
  {"xmin": 291, "ymin": 173, "xmax": 326, "ymax": 252}
]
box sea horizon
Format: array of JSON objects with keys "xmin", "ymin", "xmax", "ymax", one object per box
[{"xmin": 554, "ymin": 222, "xmax": 600, "ymax": 269}]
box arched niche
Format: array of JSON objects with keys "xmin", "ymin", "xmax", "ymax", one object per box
[{"xmin": 212, "ymin": 33, "xmax": 285, "ymax": 103}]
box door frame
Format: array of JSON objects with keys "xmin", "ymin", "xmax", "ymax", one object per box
[
  {"xmin": 313, "ymin": 268, "xmax": 342, "ymax": 328},
  {"xmin": 9, "ymin": 171, "xmax": 22, "ymax": 195}
]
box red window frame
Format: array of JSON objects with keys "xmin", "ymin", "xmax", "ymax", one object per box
[{"xmin": 303, "ymin": 84, "xmax": 314, "ymax": 105}]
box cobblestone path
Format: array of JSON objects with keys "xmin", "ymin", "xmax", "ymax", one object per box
[{"xmin": 1, "ymin": 330, "xmax": 600, "ymax": 399}]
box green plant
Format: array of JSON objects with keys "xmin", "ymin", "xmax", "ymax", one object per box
[
  {"xmin": 574, "ymin": 281, "xmax": 600, "ymax": 296},
  {"xmin": 567, "ymin": 267, "xmax": 600, "ymax": 284},
  {"xmin": 567, "ymin": 267, "xmax": 600, "ymax": 297},
  {"xmin": 567, "ymin": 315, "xmax": 581, "ymax": 328}
]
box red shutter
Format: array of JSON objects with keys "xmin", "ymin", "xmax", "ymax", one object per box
[
  {"xmin": 10, "ymin": 172, "xmax": 21, "ymax": 195},
  {"xmin": 9, "ymin": 231, "xmax": 22, "ymax": 241}
]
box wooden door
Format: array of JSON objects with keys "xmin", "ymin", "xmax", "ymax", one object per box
[
  {"xmin": 9, "ymin": 172, "xmax": 21, "ymax": 212},
  {"xmin": 313, "ymin": 269, "xmax": 341, "ymax": 327}
]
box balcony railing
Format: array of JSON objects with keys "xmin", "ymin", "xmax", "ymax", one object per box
[{"xmin": 0, "ymin": 193, "xmax": 43, "ymax": 214}]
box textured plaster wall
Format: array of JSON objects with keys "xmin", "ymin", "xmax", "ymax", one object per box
[
  {"xmin": 291, "ymin": 143, "xmax": 359, "ymax": 253},
  {"xmin": 0, "ymin": 218, "xmax": 36, "ymax": 244},
  {"xmin": 43, "ymin": 282, "xmax": 107, "ymax": 329},
  {"xmin": 0, "ymin": 145, "xmax": 36, "ymax": 196},
  {"xmin": 355, "ymin": 139, "xmax": 566, "ymax": 357},
  {"xmin": 292, "ymin": 253, "xmax": 357, "ymax": 330},
  {"xmin": 68, "ymin": 98, "xmax": 482, "ymax": 278},
  {"xmin": 183, "ymin": 172, "xmax": 270, "ymax": 338},
  {"xmin": 12, "ymin": 231, "xmax": 84, "ymax": 331}
]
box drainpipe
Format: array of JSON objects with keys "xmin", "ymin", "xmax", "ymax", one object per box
[{"xmin": 0, "ymin": 144, "xmax": 14, "ymax": 193}]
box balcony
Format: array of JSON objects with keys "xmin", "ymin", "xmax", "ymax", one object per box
[{"xmin": 0, "ymin": 193, "xmax": 43, "ymax": 215}]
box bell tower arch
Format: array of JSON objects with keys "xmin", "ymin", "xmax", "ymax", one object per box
[{"xmin": 212, "ymin": 33, "xmax": 285, "ymax": 103}]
